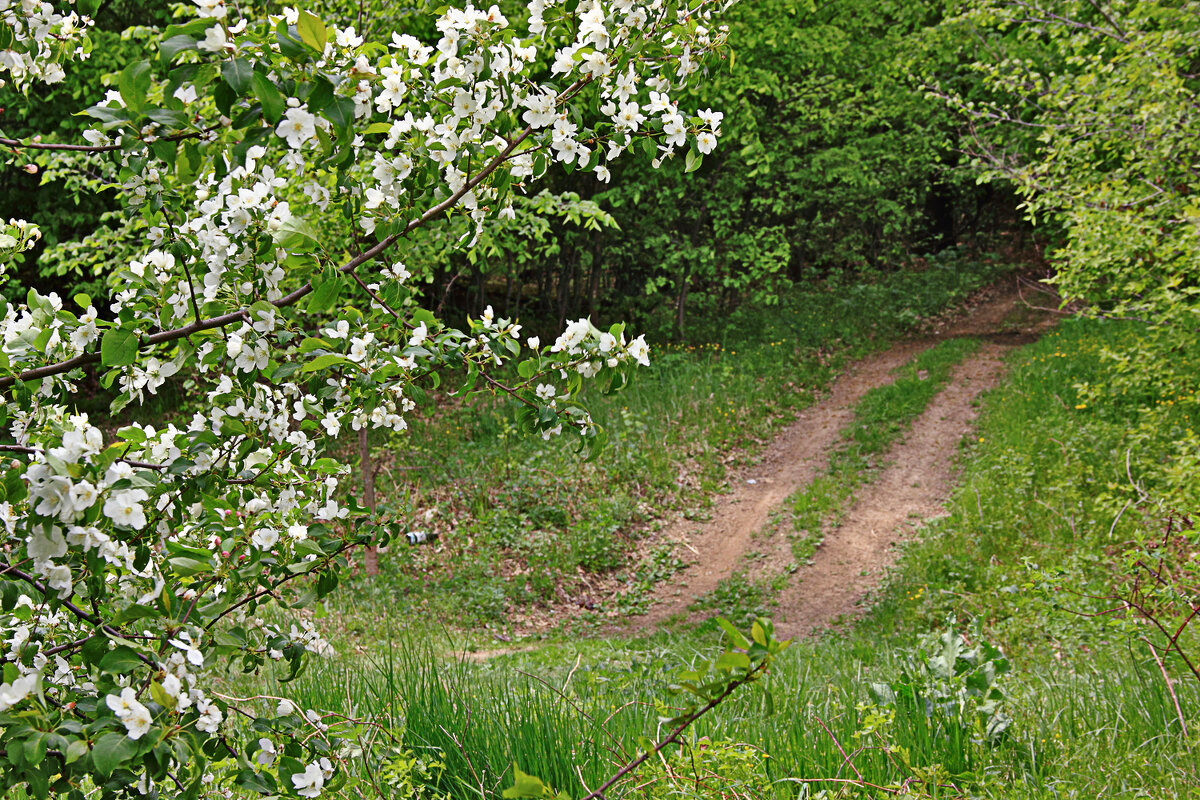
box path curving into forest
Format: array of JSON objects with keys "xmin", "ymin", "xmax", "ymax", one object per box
[{"xmin": 626, "ymin": 277, "xmax": 1061, "ymax": 638}]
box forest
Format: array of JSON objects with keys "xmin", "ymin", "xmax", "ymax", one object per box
[{"xmin": 0, "ymin": 0, "xmax": 1197, "ymax": 798}]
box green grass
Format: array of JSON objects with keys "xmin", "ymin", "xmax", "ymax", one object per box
[
  {"xmin": 863, "ymin": 318, "xmax": 1200, "ymax": 652},
  {"xmin": 688, "ymin": 572, "xmax": 777, "ymax": 627},
  {"xmin": 247, "ymin": 618, "xmax": 1197, "ymax": 800},
  {"xmin": 681, "ymin": 338, "xmax": 983, "ymax": 622}
]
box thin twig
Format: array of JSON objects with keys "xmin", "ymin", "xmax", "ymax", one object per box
[
  {"xmin": 515, "ymin": 666, "xmax": 629, "ymax": 760},
  {"xmin": 0, "ymin": 443, "xmax": 166, "ymax": 471},
  {"xmin": 0, "ymin": 85, "xmax": 578, "ymax": 390},
  {"xmin": 776, "ymin": 776, "xmax": 899, "ymax": 794},
  {"xmin": 1145, "ymin": 640, "xmax": 1188, "ymax": 737},
  {"xmin": 0, "ymin": 125, "xmax": 220, "ymax": 153},
  {"xmin": 0, "ymin": 565, "xmax": 157, "ymax": 666},
  {"xmin": 578, "ymin": 659, "xmax": 771, "ymax": 800},
  {"xmin": 812, "ymin": 712, "xmax": 864, "ymax": 781}
]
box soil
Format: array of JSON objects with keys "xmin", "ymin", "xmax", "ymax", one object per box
[{"xmin": 620, "ymin": 277, "xmax": 1063, "ymax": 638}]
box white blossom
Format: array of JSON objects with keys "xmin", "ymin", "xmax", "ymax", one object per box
[
  {"xmin": 276, "ymin": 107, "xmax": 317, "ymax": 149},
  {"xmin": 292, "ymin": 762, "xmax": 325, "ymax": 798}
]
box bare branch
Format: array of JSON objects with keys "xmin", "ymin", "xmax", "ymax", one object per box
[{"xmin": 0, "ymin": 125, "xmax": 221, "ymax": 154}]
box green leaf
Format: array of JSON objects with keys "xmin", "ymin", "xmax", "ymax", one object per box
[
  {"xmin": 91, "ymin": 732, "xmax": 138, "ymax": 778},
  {"xmin": 275, "ymin": 21, "xmax": 309, "ymax": 60},
  {"xmin": 168, "ymin": 556, "xmax": 214, "ymax": 576},
  {"xmin": 221, "ymin": 58, "xmax": 253, "ymax": 95},
  {"xmin": 298, "ymin": 337, "xmax": 331, "ymax": 354},
  {"xmin": 715, "ymin": 650, "xmax": 751, "ymax": 671},
  {"xmin": 24, "ymin": 732, "xmax": 47, "ymax": 766},
  {"xmin": 33, "ymin": 326, "xmax": 53, "ymax": 352},
  {"xmin": 98, "ymin": 646, "xmax": 144, "ymax": 673},
  {"xmin": 251, "ymin": 72, "xmax": 286, "ymax": 124},
  {"xmin": 307, "ymin": 278, "xmax": 340, "ymax": 314},
  {"xmin": 715, "ymin": 617, "xmax": 750, "ymax": 650},
  {"xmin": 321, "ymin": 96, "xmax": 356, "ymax": 133},
  {"xmin": 100, "ymin": 328, "xmax": 138, "ymax": 367},
  {"xmin": 294, "ymin": 539, "xmax": 325, "ymax": 558},
  {"xmin": 296, "ymin": 10, "xmax": 328, "ymax": 53},
  {"xmin": 164, "ymin": 17, "xmax": 219, "ymax": 39},
  {"xmin": 305, "ymin": 78, "xmax": 335, "ymax": 113},
  {"xmin": 149, "ymin": 681, "xmax": 176, "ymax": 710},
  {"xmin": 684, "ymin": 148, "xmax": 703, "ymax": 174},
  {"xmin": 301, "ymin": 354, "xmax": 351, "ymax": 373},
  {"xmin": 64, "ymin": 739, "xmax": 89, "ymax": 765},
  {"xmin": 213, "ymin": 78, "xmax": 236, "ymax": 116},
  {"xmin": 176, "ymin": 142, "xmax": 197, "ymax": 181},
  {"xmin": 582, "ymin": 429, "xmax": 608, "ymax": 462},
  {"xmin": 118, "ymin": 60, "xmax": 152, "ymax": 113},
  {"xmin": 271, "ymin": 216, "xmax": 320, "ymax": 251},
  {"xmin": 160, "ymin": 34, "xmax": 198, "ymax": 64},
  {"xmin": 116, "ymin": 425, "xmax": 146, "ymax": 443},
  {"xmin": 110, "ymin": 604, "xmax": 157, "ymax": 626},
  {"xmin": 81, "ymin": 635, "xmax": 107, "ymax": 665},
  {"xmin": 145, "ymin": 108, "xmax": 189, "ymax": 129},
  {"xmin": 272, "ymin": 361, "xmax": 302, "ymax": 381},
  {"xmin": 503, "ymin": 766, "xmax": 551, "ymax": 800},
  {"xmin": 236, "ymin": 769, "xmax": 276, "ymax": 794}
]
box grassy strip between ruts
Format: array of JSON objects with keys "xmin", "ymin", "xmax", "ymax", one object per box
[
  {"xmin": 789, "ymin": 336, "xmax": 981, "ymax": 560},
  {"xmin": 246, "ymin": 315, "xmax": 1199, "ymax": 799}
]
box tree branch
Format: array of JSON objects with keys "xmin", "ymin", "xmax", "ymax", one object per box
[
  {"xmin": 0, "ymin": 125, "xmax": 221, "ymax": 154},
  {"xmin": 0, "ymin": 564, "xmax": 156, "ymax": 666},
  {"xmin": 0, "ymin": 443, "xmax": 166, "ymax": 471}
]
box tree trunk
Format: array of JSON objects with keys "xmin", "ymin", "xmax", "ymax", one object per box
[
  {"xmin": 588, "ymin": 235, "xmax": 603, "ymax": 318},
  {"xmin": 473, "ymin": 259, "xmax": 486, "ymax": 309},
  {"xmin": 557, "ymin": 246, "xmax": 574, "ymax": 328},
  {"xmin": 504, "ymin": 252, "xmax": 515, "ymax": 318},
  {"xmin": 675, "ymin": 264, "xmax": 690, "ymax": 340},
  {"xmin": 359, "ymin": 427, "xmax": 379, "ymax": 575}
]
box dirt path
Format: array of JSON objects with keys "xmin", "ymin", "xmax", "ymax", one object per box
[
  {"xmin": 626, "ymin": 279, "xmax": 1060, "ymax": 636},
  {"xmin": 772, "ymin": 342, "xmax": 1008, "ymax": 638}
]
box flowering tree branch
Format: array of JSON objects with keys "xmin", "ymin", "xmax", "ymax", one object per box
[{"xmin": 0, "ymin": 0, "xmax": 726, "ymax": 795}]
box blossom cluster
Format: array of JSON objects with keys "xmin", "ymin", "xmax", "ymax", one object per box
[
  {"xmin": 0, "ymin": 219, "xmax": 40, "ymax": 263},
  {"xmin": 0, "ymin": 0, "xmax": 92, "ymax": 87}
]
